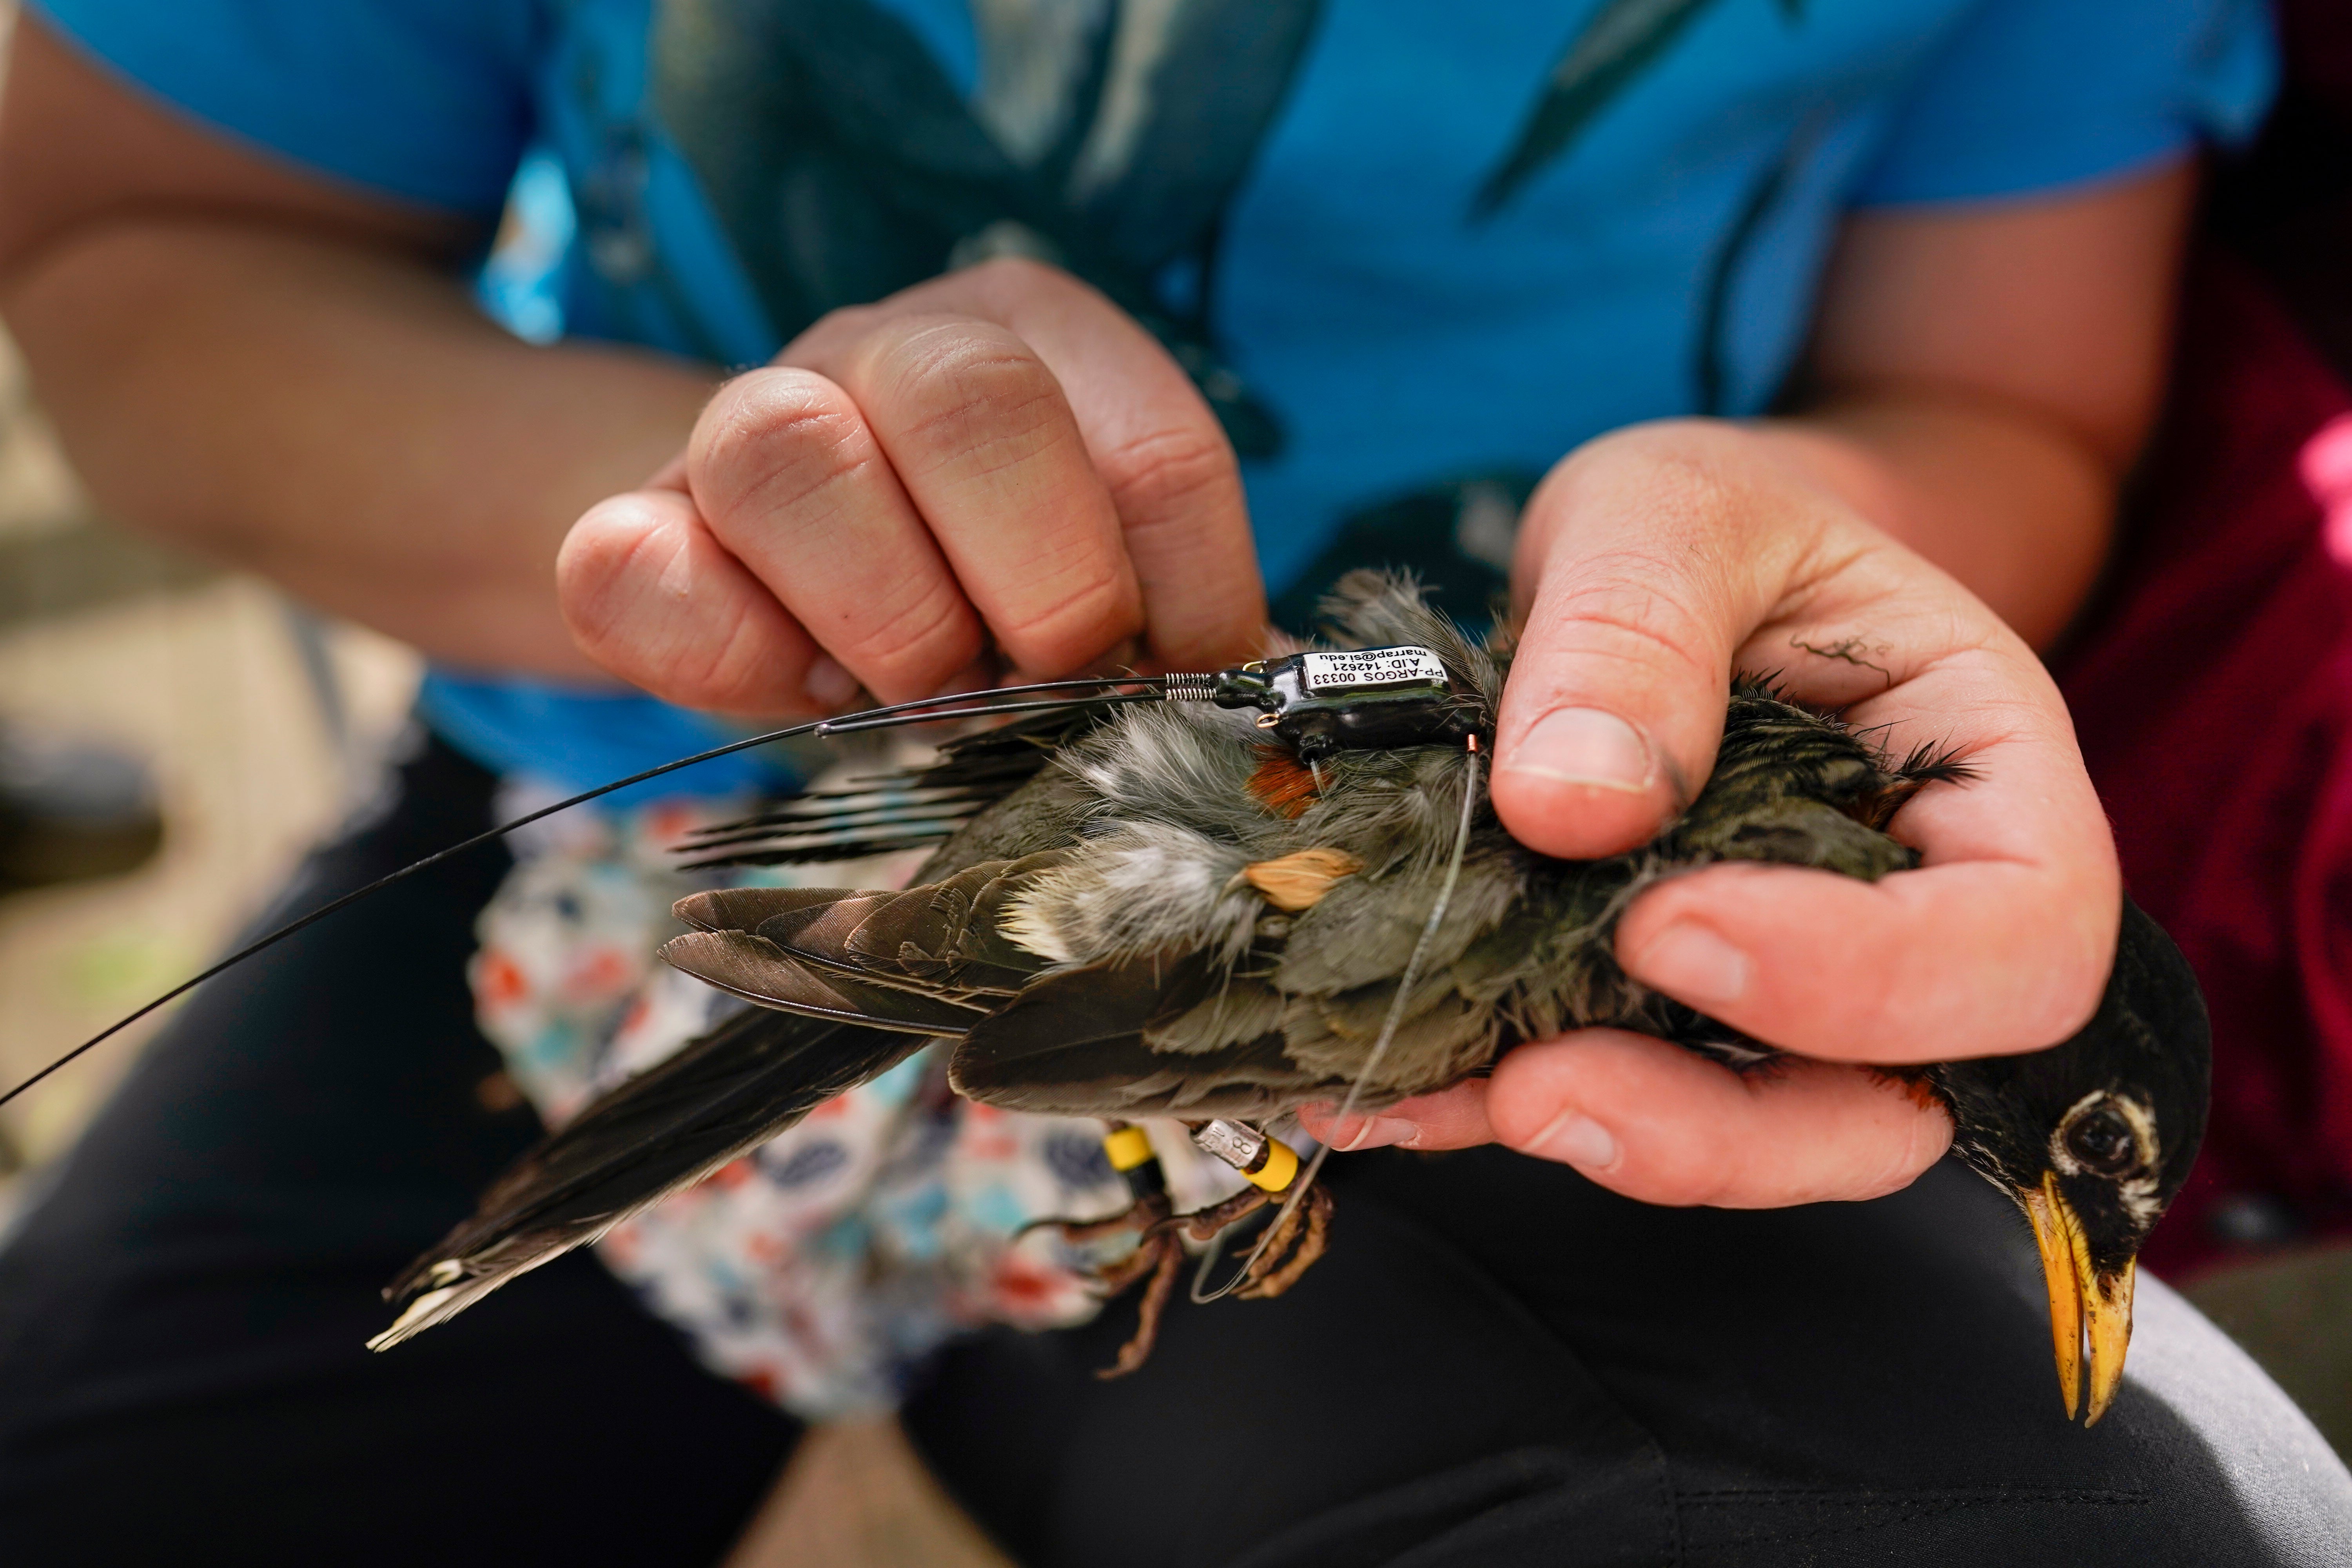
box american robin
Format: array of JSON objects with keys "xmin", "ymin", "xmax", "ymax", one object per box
[{"xmin": 376, "ymin": 572, "xmax": 2207, "ymax": 1427}]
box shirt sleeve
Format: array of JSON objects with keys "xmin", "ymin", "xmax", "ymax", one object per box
[
  {"xmin": 29, "ymin": 0, "xmax": 539, "ymax": 217},
  {"xmin": 1854, "ymin": 0, "xmax": 2277, "ymax": 206}
]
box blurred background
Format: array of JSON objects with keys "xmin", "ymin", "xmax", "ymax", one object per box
[{"xmin": 0, "ymin": 296, "xmax": 420, "ymax": 1218}]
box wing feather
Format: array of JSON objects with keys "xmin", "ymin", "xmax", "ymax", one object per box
[
  {"xmin": 949, "ymin": 955, "xmax": 1344, "ymax": 1118},
  {"xmin": 661, "ymin": 931, "xmax": 980, "ymax": 1034},
  {"xmin": 374, "ymin": 1008, "xmax": 925, "ymax": 1348},
  {"xmin": 673, "ymin": 885, "xmax": 854, "ymax": 933}
]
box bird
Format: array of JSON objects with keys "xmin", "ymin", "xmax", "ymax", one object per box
[{"xmin": 372, "ymin": 571, "xmax": 2209, "ymax": 1426}]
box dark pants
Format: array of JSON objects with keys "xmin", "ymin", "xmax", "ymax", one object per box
[{"xmin": 1, "ymin": 737, "xmax": 2344, "ymax": 1567}]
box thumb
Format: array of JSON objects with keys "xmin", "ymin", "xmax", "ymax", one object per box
[{"xmin": 1491, "ymin": 430, "xmax": 1809, "ymax": 858}]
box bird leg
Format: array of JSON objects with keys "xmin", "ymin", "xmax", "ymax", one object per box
[
  {"xmin": 1173, "ymin": 1184, "xmax": 1276, "ymax": 1242},
  {"xmin": 1020, "ymin": 1191, "xmax": 1172, "ymax": 1254},
  {"xmin": 1038, "ymin": 1189, "xmax": 1338, "ymax": 1374},
  {"xmin": 1090, "ymin": 1182, "xmax": 1333, "ymax": 1373},
  {"xmin": 1017, "ymin": 1122, "xmax": 1172, "ymax": 1260},
  {"xmin": 1176, "ymin": 1120, "xmax": 1338, "ymax": 1299},
  {"xmin": 1009, "ymin": 1124, "xmax": 1191, "ymax": 1374},
  {"xmin": 1018, "ymin": 1183, "xmax": 1188, "ymax": 1376},
  {"xmin": 1231, "ymin": 1182, "xmax": 1334, "ymax": 1300},
  {"xmin": 1022, "ymin": 1123, "xmax": 1339, "ymax": 1377}
]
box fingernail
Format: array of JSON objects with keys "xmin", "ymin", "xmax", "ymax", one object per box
[
  {"xmin": 804, "ymin": 657, "xmax": 860, "ymax": 709},
  {"xmin": 1634, "ymin": 921, "xmax": 1750, "ymax": 1005},
  {"xmin": 1529, "ymin": 1110, "xmax": 1618, "ymax": 1171},
  {"xmin": 1502, "ymin": 708, "xmax": 1652, "ymax": 793},
  {"xmin": 1334, "ymin": 1115, "xmax": 1419, "ymax": 1152},
  {"xmin": 1299, "ymin": 1106, "xmax": 1419, "ymax": 1151}
]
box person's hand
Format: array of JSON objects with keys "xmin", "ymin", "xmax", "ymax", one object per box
[
  {"xmin": 1301, "ymin": 419, "xmax": 2120, "ymax": 1208},
  {"xmin": 556, "ymin": 259, "xmax": 1265, "ymax": 714}
]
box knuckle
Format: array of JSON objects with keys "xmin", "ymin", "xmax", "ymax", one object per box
[
  {"xmin": 1632, "ymin": 443, "xmax": 1750, "ymax": 525},
  {"xmin": 555, "ymin": 498, "xmax": 681, "ymax": 644},
  {"xmin": 693, "ymin": 371, "xmax": 871, "ymax": 521},
  {"xmin": 1564, "ymin": 425, "xmax": 1756, "ymax": 532},
  {"xmin": 804, "ymin": 301, "xmax": 885, "ymax": 342},
  {"xmin": 555, "ymin": 500, "xmax": 804, "ymax": 714},
  {"xmin": 775, "ymin": 301, "xmax": 885, "ymax": 368},
  {"xmin": 880, "ymin": 329, "xmax": 1070, "ymax": 470},
  {"xmin": 560, "ymin": 495, "xmax": 659, "ymax": 575}
]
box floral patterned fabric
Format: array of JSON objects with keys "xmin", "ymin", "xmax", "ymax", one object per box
[{"xmin": 464, "ymin": 777, "xmax": 1249, "ymax": 1417}]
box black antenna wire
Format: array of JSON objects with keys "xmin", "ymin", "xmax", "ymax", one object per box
[{"xmin": 0, "ymin": 675, "xmax": 1170, "ymax": 1109}]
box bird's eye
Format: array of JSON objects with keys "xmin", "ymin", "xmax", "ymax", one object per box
[{"xmin": 2063, "ymin": 1106, "xmax": 2140, "ymax": 1176}]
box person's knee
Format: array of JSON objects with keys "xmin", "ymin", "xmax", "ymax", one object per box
[{"xmin": 2067, "ymin": 1274, "xmax": 2352, "ymax": 1566}]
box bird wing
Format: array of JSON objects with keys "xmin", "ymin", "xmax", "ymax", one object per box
[
  {"xmin": 664, "ymin": 849, "xmax": 1348, "ymax": 1120},
  {"xmin": 374, "ymin": 1006, "xmax": 926, "ymax": 1350},
  {"xmin": 662, "ymin": 850, "xmax": 1076, "ymax": 1022},
  {"xmin": 947, "ymin": 959, "xmax": 1332, "ymax": 1121},
  {"xmin": 946, "ymin": 836, "xmax": 1530, "ymax": 1120},
  {"xmin": 658, "ymin": 930, "xmax": 990, "ymax": 1033},
  {"xmin": 379, "ymin": 835, "xmax": 1103, "ymax": 1350}
]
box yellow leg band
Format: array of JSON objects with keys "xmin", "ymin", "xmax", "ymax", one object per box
[
  {"xmin": 1103, "ymin": 1125, "xmax": 1156, "ymax": 1172},
  {"xmin": 1246, "ymin": 1137, "xmax": 1299, "ymax": 1192}
]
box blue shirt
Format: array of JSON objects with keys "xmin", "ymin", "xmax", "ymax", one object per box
[{"xmin": 34, "ymin": 0, "xmax": 2274, "ymax": 795}]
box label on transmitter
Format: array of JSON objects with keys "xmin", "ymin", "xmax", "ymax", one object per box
[{"xmin": 1298, "ymin": 646, "xmax": 1448, "ymax": 693}]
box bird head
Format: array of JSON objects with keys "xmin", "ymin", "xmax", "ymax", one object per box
[{"xmin": 1932, "ymin": 900, "xmax": 2210, "ymax": 1425}]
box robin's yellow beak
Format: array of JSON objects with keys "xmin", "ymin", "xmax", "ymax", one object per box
[{"xmin": 2022, "ymin": 1171, "xmax": 2136, "ymax": 1426}]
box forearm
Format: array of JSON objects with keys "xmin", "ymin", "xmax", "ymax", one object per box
[
  {"xmin": 1755, "ymin": 392, "xmax": 2115, "ymax": 650},
  {"xmin": 1721, "ymin": 165, "xmax": 2194, "ymax": 650},
  {"xmin": 2, "ymin": 220, "xmax": 715, "ymax": 675}
]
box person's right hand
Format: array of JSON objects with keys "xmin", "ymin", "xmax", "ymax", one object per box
[{"xmin": 557, "ymin": 259, "xmax": 1267, "ymax": 715}]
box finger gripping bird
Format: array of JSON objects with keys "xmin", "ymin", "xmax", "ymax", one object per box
[{"xmin": 373, "ymin": 572, "xmax": 2209, "ymax": 1426}]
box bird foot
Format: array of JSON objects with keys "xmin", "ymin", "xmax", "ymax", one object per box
[
  {"xmin": 1172, "ymin": 1185, "xmax": 1276, "ymax": 1243},
  {"xmin": 1018, "ymin": 1193, "xmax": 1183, "ymax": 1374},
  {"xmin": 1229, "ymin": 1183, "xmax": 1335, "ymax": 1301},
  {"xmin": 1093, "ymin": 1232, "xmax": 1185, "ymax": 1378},
  {"xmin": 1020, "ymin": 1192, "xmax": 1174, "ymax": 1257},
  {"xmin": 1022, "ymin": 1177, "xmax": 1338, "ymax": 1377}
]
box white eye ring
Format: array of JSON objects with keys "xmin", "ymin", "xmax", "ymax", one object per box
[{"xmin": 2050, "ymin": 1091, "xmax": 2158, "ymax": 1179}]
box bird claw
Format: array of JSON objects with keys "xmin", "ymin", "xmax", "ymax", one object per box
[
  {"xmin": 1020, "ymin": 1195, "xmax": 1183, "ymax": 1372},
  {"xmin": 1025, "ymin": 1182, "xmax": 1336, "ymax": 1376},
  {"xmin": 1094, "ymin": 1234, "xmax": 1184, "ymax": 1379},
  {"xmin": 1232, "ymin": 1184, "xmax": 1334, "ymax": 1301},
  {"xmin": 1086, "ymin": 1229, "xmax": 1178, "ymax": 1296}
]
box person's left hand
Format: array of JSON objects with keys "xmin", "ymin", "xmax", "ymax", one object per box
[{"xmin": 1301, "ymin": 417, "xmax": 2120, "ymax": 1208}]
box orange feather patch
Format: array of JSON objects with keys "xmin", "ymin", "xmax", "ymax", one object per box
[
  {"xmin": 1247, "ymin": 746, "xmax": 1320, "ymax": 819},
  {"xmin": 1242, "ymin": 848, "xmax": 1364, "ymax": 911}
]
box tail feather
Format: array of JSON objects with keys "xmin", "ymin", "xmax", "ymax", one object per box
[
  {"xmin": 372, "ymin": 1006, "xmax": 926, "ymax": 1349},
  {"xmin": 673, "ymin": 706, "xmax": 1106, "ymax": 870}
]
